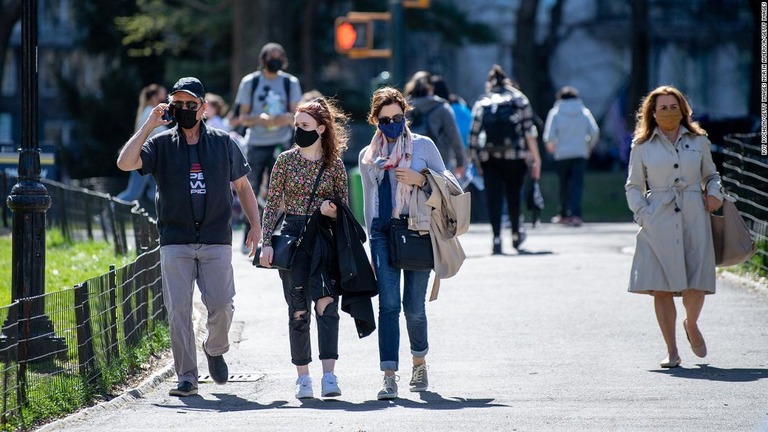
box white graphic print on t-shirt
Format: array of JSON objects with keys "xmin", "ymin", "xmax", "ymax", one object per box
[{"xmin": 190, "ymin": 163, "xmax": 206, "ymax": 194}]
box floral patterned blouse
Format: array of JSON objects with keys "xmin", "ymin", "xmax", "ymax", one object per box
[{"xmin": 261, "ymin": 148, "xmax": 349, "ymax": 246}]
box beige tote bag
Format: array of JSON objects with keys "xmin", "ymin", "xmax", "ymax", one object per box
[{"xmin": 710, "ymin": 194, "xmax": 757, "ymax": 267}]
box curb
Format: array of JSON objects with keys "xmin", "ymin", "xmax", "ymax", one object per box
[{"xmin": 720, "ymin": 269, "xmax": 768, "ymax": 296}]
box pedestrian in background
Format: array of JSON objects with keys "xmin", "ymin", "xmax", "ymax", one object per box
[
  {"xmin": 116, "ymin": 84, "xmax": 167, "ymax": 207},
  {"xmin": 258, "ymin": 97, "xmax": 351, "ymax": 400},
  {"xmin": 235, "ymin": 42, "xmax": 303, "ymax": 254},
  {"xmin": 117, "ymin": 77, "xmax": 261, "ymax": 396},
  {"xmin": 404, "ymin": 71, "xmax": 466, "ymax": 179},
  {"xmin": 543, "ymin": 86, "xmax": 599, "ymax": 227},
  {"xmin": 625, "ymin": 85, "xmax": 723, "ymax": 369},
  {"xmin": 469, "ymin": 65, "xmax": 541, "ymax": 254},
  {"xmin": 430, "ymin": 75, "xmax": 472, "ymax": 148},
  {"xmin": 203, "ymin": 92, "xmax": 230, "ymax": 132},
  {"xmin": 358, "ymin": 87, "xmax": 449, "ymax": 400}
]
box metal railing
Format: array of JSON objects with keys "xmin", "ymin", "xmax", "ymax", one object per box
[
  {"xmin": 0, "ymin": 174, "xmax": 164, "ymax": 430},
  {"xmin": 722, "ymin": 133, "xmax": 768, "ymax": 275}
]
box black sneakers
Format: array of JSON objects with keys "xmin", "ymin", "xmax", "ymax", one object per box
[
  {"xmin": 169, "ymin": 381, "xmax": 198, "ymax": 397},
  {"xmin": 512, "ymin": 230, "xmax": 527, "ymax": 250},
  {"xmin": 204, "ymin": 347, "xmax": 229, "ymax": 385},
  {"xmin": 492, "ymin": 237, "xmax": 502, "ymax": 255}
]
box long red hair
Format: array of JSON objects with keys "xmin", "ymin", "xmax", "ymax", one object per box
[{"xmin": 295, "ymin": 97, "xmax": 349, "ymax": 167}]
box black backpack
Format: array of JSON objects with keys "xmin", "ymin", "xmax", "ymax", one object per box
[
  {"xmin": 407, "ymin": 104, "xmax": 442, "ymax": 141},
  {"xmin": 479, "ymin": 92, "xmax": 525, "ymax": 152}
]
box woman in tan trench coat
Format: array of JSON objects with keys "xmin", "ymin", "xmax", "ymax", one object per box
[{"xmin": 625, "ymin": 86, "xmax": 723, "ymax": 368}]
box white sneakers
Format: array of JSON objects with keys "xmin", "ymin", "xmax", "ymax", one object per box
[
  {"xmin": 294, "ymin": 373, "xmax": 342, "ymax": 399},
  {"xmin": 321, "ymin": 373, "xmax": 341, "ymax": 398},
  {"xmin": 294, "ymin": 374, "xmax": 313, "ymax": 399}
]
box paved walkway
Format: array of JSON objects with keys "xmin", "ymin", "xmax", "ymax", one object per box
[{"xmin": 39, "ymin": 223, "xmax": 768, "ymax": 431}]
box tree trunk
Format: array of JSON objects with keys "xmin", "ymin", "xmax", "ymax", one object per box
[
  {"xmin": 513, "ymin": 0, "xmax": 539, "ymax": 99},
  {"xmin": 299, "ymin": 0, "xmax": 319, "ymax": 91},
  {"xmin": 0, "ymin": 0, "xmax": 22, "ymax": 94},
  {"xmin": 514, "ymin": 0, "xmax": 563, "ymax": 120},
  {"xmin": 231, "ymin": 0, "xmax": 262, "ymax": 98},
  {"xmin": 627, "ymin": 0, "xmax": 649, "ymax": 127}
]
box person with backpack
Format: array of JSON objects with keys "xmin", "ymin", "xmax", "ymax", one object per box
[
  {"xmin": 469, "ymin": 65, "xmax": 541, "ymax": 255},
  {"xmin": 543, "ymin": 86, "xmax": 599, "ymax": 227},
  {"xmin": 235, "ymin": 42, "xmax": 303, "ymax": 253},
  {"xmin": 404, "ymin": 71, "xmax": 466, "ymax": 179}
]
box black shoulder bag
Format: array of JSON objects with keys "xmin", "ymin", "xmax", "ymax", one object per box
[{"xmin": 253, "ymin": 164, "xmax": 326, "ymax": 270}]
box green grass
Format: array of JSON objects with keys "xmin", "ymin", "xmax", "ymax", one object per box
[
  {"xmin": 9, "ymin": 323, "xmax": 170, "ymax": 432},
  {"xmin": 0, "ymin": 231, "xmax": 134, "ymax": 306},
  {"xmin": 0, "ymin": 231, "xmax": 168, "ymax": 431},
  {"xmin": 534, "ymin": 170, "xmax": 633, "ymax": 223}
]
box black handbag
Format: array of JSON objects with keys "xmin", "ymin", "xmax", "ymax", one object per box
[
  {"xmin": 257, "ymin": 220, "xmax": 299, "ymax": 271},
  {"xmin": 388, "ymin": 217, "xmax": 434, "ymax": 271},
  {"xmin": 253, "ymin": 165, "xmax": 325, "ymax": 270}
]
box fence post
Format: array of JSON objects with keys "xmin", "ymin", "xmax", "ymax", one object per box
[
  {"xmin": 74, "ymin": 282, "xmax": 97, "ymax": 382},
  {"xmin": 108, "ymin": 265, "xmax": 119, "ymax": 362},
  {"xmin": 84, "ymin": 194, "xmax": 94, "ymax": 241},
  {"xmin": 122, "ymin": 277, "xmax": 137, "ymax": 347}
]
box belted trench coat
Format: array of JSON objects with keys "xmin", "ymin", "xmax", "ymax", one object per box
[{"xmin": 625, "ymin": 127, "xmax": 723, "ymax": 295}]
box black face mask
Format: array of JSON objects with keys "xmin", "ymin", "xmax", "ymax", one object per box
[
  {"xmin": 265, "ymin": 58, "xmax": 283, "ymax": 73},
  {"xmin": 175, "ymin": 109, "xmax": 199, "ymax": 130},
  {"xmin": 294, "ymin": 127, "xmax": 320, "ymax": 148}
]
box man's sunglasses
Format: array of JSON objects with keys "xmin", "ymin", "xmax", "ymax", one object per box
[
  {"xmin": 378, "ymin": 114, "xmax": 404, "ymax": 125},
  {"xmin": 169, "ymin": 101, "xmax": 201, "ymax": 111}
]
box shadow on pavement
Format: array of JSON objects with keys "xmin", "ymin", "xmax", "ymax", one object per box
[
  {"xmin": 152, "ymin": 392, "xmax": 507, "ymax": 413},
  {"xmin": 281, "ymin": 391, "xmax": 508, "ymax": 412},
  {"xmin": 515, "ymin": 249, "xmax": 554, "ymax": 256},
  {"xmin": 650, "ymin": 364, "xmax": 768, "ymax": 382},
  {"xmin": 153, "ymin": 393, "xmax": 289, "ymax": 411},
  {"xmin": 465, "ymin": 249, "xmax": 555, "ymax": 259}
]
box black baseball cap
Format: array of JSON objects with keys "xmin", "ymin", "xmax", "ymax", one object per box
[{"xmin": 170, "ymin": 77, "xmax": 205, "ymax": 99}]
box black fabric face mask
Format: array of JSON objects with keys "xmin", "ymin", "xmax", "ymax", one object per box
[
  {"xmin": 266, "ymin": 59, "xmax": 283, "ymax": 73},
  {"xmin": 175, "ymin": 109, "xmax": 199, "ymax": 129},
  {"xmin": 294, "ymin": 127, "xmax": 320, "ymax": 148}
]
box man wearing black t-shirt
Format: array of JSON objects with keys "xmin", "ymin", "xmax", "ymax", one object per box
[{"xmin": 117, "ymin": 77, "xmax": 261, "ymax": 397}]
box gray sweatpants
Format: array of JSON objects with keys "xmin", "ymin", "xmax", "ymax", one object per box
[{"xmin": 160, "ymin": 244, "xmax": 235, "ymax": 385}]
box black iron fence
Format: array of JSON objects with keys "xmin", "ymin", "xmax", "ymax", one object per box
[
  {"xmin": 722, "ymin": 133, "xmax": 768, "ymax": 275},
  {"xmin": 0, "ymin": 175, "xmax": 165, "ymax": 430}
]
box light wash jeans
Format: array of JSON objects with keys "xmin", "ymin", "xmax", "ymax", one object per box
[{"xmin": 369, "ymin": 218, "xmax": 430, "ymax": 372}]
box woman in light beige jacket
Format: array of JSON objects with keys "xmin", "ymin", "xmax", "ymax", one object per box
[{"xmin": 625, "ymin": 85, "xmax": 723, "ymax": 369}]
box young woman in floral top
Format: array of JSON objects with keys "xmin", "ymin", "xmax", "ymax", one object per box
[{"xmin": 258, "ymin": 97, "xmax": 349, "ymax": 399}]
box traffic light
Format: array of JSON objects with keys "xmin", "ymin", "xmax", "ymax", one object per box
[
  {"xmin": 335, "ymin": 17, "xmax": 371, "ymax": 53},
  {"xmin": 334, "ymin": 12, "xmax": 392, "ymax": 59}
]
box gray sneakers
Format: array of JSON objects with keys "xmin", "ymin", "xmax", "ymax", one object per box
[
  {"xmin": 377, "ymin": 374, "xmax": 399, "ymax": 400},
  {"xmin": 409, "ymin": 365, "xmax": 429, "ymax": 392},
  {"xmin": 295, "ymin": 374, "xmax": 314, "ymax": 399}
]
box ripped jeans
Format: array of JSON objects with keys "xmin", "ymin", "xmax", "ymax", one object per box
[{"xmin": 278, "ymin": 214, "xmax": 339, "ymax": 366}]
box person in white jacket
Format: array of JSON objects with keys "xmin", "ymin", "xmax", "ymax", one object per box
[{"xmin": 543, "ymin": 86, "xmax": 599, "ymax": 227}]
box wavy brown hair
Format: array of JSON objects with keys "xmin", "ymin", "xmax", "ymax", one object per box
[
  {"xmin": 367, "ymin": 86, "xmax": 411, "ymax": 126},
  {"xmin": 296, "ymin": 97, "xmax": 349, "ymax": 167},
  {"xmin": 632, "ymin": 85, "xmax": 706, "ymax": 144}
]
